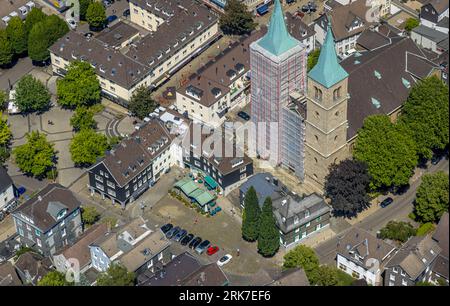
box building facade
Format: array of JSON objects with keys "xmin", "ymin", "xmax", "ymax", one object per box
[
  {"xmin": 420, "ymin": 0, "xmax": 449, "ymax": 29},
  {"xmin": 0, "ymin": 167, "xmax": 15, "ymax": 212}
]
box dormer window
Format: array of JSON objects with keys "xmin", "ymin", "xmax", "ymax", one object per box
[
  {"xmin": 211, "ymin": 87, "xmax": 221, "ymax": 98},
  {"xmin": 57, "ymin": 209, "xmax": 67, "ymax": 220},
  {"xmin": 157, "ymin": 52, "xmax": 163, "ymax": 59},
  {"xmin": 165, "ymin": 47, "xmax": 171, "ymax": 54},
  {"xmin": 305, "ymin": 209, "xmax": 310, "ymax": 218},
  {"xmin": 294, "ymin": 216, "xmax": 299, "ymax": 224}
]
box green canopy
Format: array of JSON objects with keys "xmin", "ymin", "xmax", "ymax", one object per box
[
  {"xmin": 204, "ymin": 176, "xmax": 218, "ymax": 189},
  {"xmin": 189, "ymin": 189, "xmax": 215, "ymax": 206},
  {"xmin": 174, "ymin": 178, "xmax": 199, "ymax": 196}
]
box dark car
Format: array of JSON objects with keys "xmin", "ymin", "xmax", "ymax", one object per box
[
  {"xmin": 380, "ymin": 197, "xmax": 394, "ymax": 208},
  {"xmin": 84, "ymin": 32, "xmax": 93, "ymax": 39},
  {"xmin": 106, "ymin": 15, "xmax": 118, "ymax": 24},
  {"xmin": 166, "ymin": 226, "xmax": 180, "ymax": 239},
  {"xmin": 431, "ymin": 155, "xmax": 441, "ymax": 165},
  {"xmin": 195, "ymin": 240, "xmax": 211, "ymax": 254},
  {"xmin": 16, "ymin": 186, "xmax": 26, "ymax": 196},
  {"xmin": 173, "ymin": 229, "xmax": 187, "ymax": 242},
  {"xmin": 181, "ymin": 233, "xmax": 194, "ymax": 246},
  {"xmin": 160, "ymin": 223, "xmax": 173, "ymax": 234},
  {"xmin": 237, "ymin": 111, "xmax": 250, "ymax": 121},
  {"xmin": 189, "ymin": 237, "xmax": 202, "ymax": 249},
  {"xmin": 123, "ymin": 9, "xmax": 130, "ymax": 17}
]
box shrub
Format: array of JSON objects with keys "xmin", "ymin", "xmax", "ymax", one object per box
[{"xmin": 416, "ymin": 222, "xmax": 435, "ymax": 236}]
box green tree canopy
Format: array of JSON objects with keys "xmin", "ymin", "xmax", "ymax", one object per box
[
  {"xmin": 308, "ymin": 265, "xmax": 340, "ymax": 286},
  {"xmin": 404, "ymin": 18, "xmax": 419, "ymax": 32},
  {"xmin": 79, "ymin": 0, "xmax": 94, "ymax": 21},
  {"xmin": 57, "ymin": 61, "xmax": 101, "ymax": 108},
  {"xmin": 414, "ymin": 171, "xmax": 449, "ymax": 223},
  {"xmin": 283, "ymin": 245, "xmax": 319, "ymax": 276},
  {"xmin": 379, "ymin": 221, "xmax": 416, "ymax": 243},
  {"xmin": 70, "ymin": 106, "xmax": 97, "ymax": 131},
  {"xmin": 86, "ymin": 2, "xmax": 106, "ymax": 30},
  {"xmin": 325, "ymin": 159, "xmax": 371, "ymax": 218},
  {"xmin": 242, "ymin": 186, "xmax": 261, "ymax": 241},
  {"xmin": 14, "ymin": 75, "xmax": 51, "ymax": 113},
  {"xmin": 257, "ymin": 197, "xmax": 280, "ymax": 257},
  {"xmin": 38, "ymin": 271, "xmax": 73, "ymax": 286},
  {"xmin": 24, "ymin": 7, "xmax": 46, "ymax": 35},
  {"xmin": 0, "ymin": 112, "xmax": 12, "ymax": 147},
  {"xmin": 13, "ymin": 131, "xmax": 56, "ymax": 178},
  {"xmin": 6, "ymin": 16, "xmax": 28, "ymax": 56},
  {"xmin": 307, "ymin": 48, "xmax": 320, "ymax": 72},
  {"xmin": 128, "ymin": 86, "xmax": 157, "ymax": 120},
  {"xmin": 70, "ymin": 129, "xmax": 109, "ymax": 166},
  {"xmin": 219, "ymin": 0, "xmax": 256, "ymax": 35},
  {"xmin": 43, "ymin": 14, "xmax": 69, "ymax": 46},
  {"xmin": 81, "ymin": 206, "xmax": 101, "ymax": 226},
  {"xmin": 96, "ymin": 264, "xmax": 135, "ymax": 286},
  {"xmin": 0, "ymin": 29, "xmax": 13, "ymax": 66},
  {"xmin": 399, "ymin": 76, "xmax": 449, "ymax": 159},
  {"xmin": 0, "ymin": 90, "xmax": 7, "ymax": 109},
  {"xmin": 354, "ymin": 115, "xmax": 418, "ymax": 190},
  {"xmin": 27, "ymin": 21, "xmax": 50, "ymax": 62}
]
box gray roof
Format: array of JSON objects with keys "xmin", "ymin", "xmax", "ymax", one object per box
[
  {"xmin": 0, "ymin": 262, "xmax": 21, "ymax": 286},
  {"xmin": 0, "ymin": 167, "xmax": 13, "ymax": 192},
  {"xmin": 337, "ymin": 227, "xmax": 396, "ymax": 268},
  {"xmin": 273, "ymin": 193, "xmax": 330, "ymax": 234},
  {"xmin": 240, "ymin": 173, "xmax": 288, "ymax": 208},
  {"xmin": 433, "ymin": 212, "xmax": 449, "ymax": 257},
  {"xmin": 436, "ymin": 16, "xmax": 449, "ymax": 28},
  {"xmin": 357, "ymin": 28, "xmax": 392, "ymax": 51},
  {"xmin": 268, "ymin": 268, "xmax": 310, "ymax": 286},
  {"xmin": 181, "ymin": 263, "xmax": 229, "ymax": 286},
  {"xmin": 412, "ymin": 25, "xmax": 448, "ymax": 43},
  {"xmin": 96, "ymin": 21, "xmax": 140, "ymax": 48},
  {"xmin": 423, "ymin": 0, "xmax": 449, "ymax": 14},
  {"xmin": 431, "ymin": 254, "xmax": 449, "ymax": 279},
  {"xmin": 385, "ymin": 235, "xmax": 441, "ymax": 280},
  {"xmin": 46, "ymin": 201, "xmax": 68, "ymax": 221}
]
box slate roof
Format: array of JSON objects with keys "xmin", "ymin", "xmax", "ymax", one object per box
[
  {"xmin": 0, "ymin": 262, "xmax": 21, "ymax": 286},
  {"xmin": 239, "ymin": 173, "xmax": 288, "ymax": 208},
  {"xmin": 14, "ymin": 252, "xmax": 53, "ymax": 285},
  {"xmin": 424, "ymin": 0, "xmax": 449, "ymax": 14},
  {"xmin": 412, "ymin": 25, "xmax": 448, "ymax": 43},
  {"xmin": 431, "ymin": 254, "xmax": 449, "ymax": 279},
  {"xmin": 433, "ymin": 212, "xmax": 449, "ymax": 258},
  {"xmin": 436, "ymin": 16, "xmax": 449, "ymax": 28},
  {"xmin": 340, "ymin": 37, "xmax": 438, "ymax": 140},
  {"xmin": 181, "ymin": 263, "xmax": 229, "ymax": 286},
  {"xmin": 385, "ymin": 235, "xmax": 441, "ymax": 280},
  {"xmin": 96, "ymin": 21, "xmax": 140, "ymax": 49},
  {"xmin": 12, "ymin": 184, "xmax": 81, "ymax": 232},
  {"xmin": 357, "ymin": 28, "xmax": 392, "ymax": 51},
  {"xmin": 285, "ymin": 12, "xmax": 316, "ymax": 41},
  {"xmin": 268, "ymin": 268, "xmax": 310, "ymax": 286},
  {"xmin": 0, "ymin": 167, "xmax": 13, "ymax": 192}
]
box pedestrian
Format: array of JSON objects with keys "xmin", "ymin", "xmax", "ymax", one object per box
[{"xmin": 236, "ymin": 248, "xmax": 240, "ymax": 257}]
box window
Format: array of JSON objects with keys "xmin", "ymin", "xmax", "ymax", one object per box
[
  {"xmin": 148, "ymin": 259, "xmax": 153, "ymax": 268},
  {"xmin": 339, "ymin": 263, "xmax": 346, "ymax": 271},
  {"xmin": 389, "ymin": 281, "xmax": 394, "ymax": 286},
  {"xmin": 392, "ymin": 267, "xmax": 398, "ymax": 273},
  {"xmin": 100, "ymin": 170, "xmax": 104, "ymax": 176},
  {"xmin": 294, "ymin": 216, "xmax": 299, "ymax": 224},
  {"xmin": 26, "ymin": 224, "xmax": 31, "ymax": 231},
  {"xmin": 306, "ymin": 221, "xmax": 311, "ymax": 227},
  {"xmin": 402, "ymin": 279, "xmax": 407, "ymax": 286},
  {"xmin": 61, "ymin": 228, "xmax": 67, "ymax": 238},
  {"xmin": 96, "ymin": 182, "xmax": 104, "ymax": 191},
  {"xmin": 240, "ymin": 173, "xmax": 247, "ymax": 180},
  {"xmin": 333, "ymin": 87, "xmax": 341, "ymax": 101},
  {"xmin": 95, "ymin": 174, "xmax": 103, "ymax": 182},
  {"xmin": 48, "ymin": 229, "xmax": 53, "ymax": 236},
  {"xmin": 305, "ymin": 210, "xmax": 310, "ymax": 218},
  {"xmin": 314, "ymin": 86, "xmax": 322, "ymax": 101},
  {"xmin": 35, "ymin": 229, "xmax": 41, "ymax": 236},
  {"xmin": 36, "ymin": 238, "xmax": 42, "ymax": 247},
  {"xmin": 126, "ymin": 191, "xmax": 130, "ymax": 198},
  {"xmin": 240, "ymin": 166, "xmax": 246, "ymax": 173},
  {"xmin": 158, "ymin": 252, "xmax": 163, "ymax": 261},
  {"xmin": 60, "ymin": 219, "xmax": 65, "ymax": 227},
  {"xmin": 390, "ymin": 274, "xmax": 395, "ymax": 281},
  {"xmin": 18, "ymin": 228, "xmax": 24, "ymax": 236},
  {"xmin": 108, "ymin": 189, "xmax": 116, "ymax": 197},
  {"xmin": 107, "ymin": 181, "xmax": 115, "ymax": 189}
]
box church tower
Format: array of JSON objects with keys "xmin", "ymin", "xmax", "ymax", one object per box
[{"xmin": 304, "ymin": 24, "xmax": 349, "ymax": 189}]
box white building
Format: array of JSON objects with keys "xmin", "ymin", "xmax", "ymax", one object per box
[{"xmin": 0, "ymin": 167, "xmax": 15, "ymax": 212}]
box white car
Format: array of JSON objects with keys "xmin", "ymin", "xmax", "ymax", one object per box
[
  {"xmin": 67, "ymin": 18, "xmax": 77, "ymax": 30},
  {"xmin": 217, "ymin": 254, "xmax": 232, "ymax": 266}
]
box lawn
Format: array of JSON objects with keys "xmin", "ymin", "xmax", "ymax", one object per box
[{"xmin": 336, "ymin": 269, "xmax": 356, "ymax": 286}]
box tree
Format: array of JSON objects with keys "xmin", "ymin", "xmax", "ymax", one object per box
[
  {"xmin": 43, "ymin": 14, "xmax": 69, "ymax": 46},
  {"xmin": 70, "ymin": 129, "xmax": 109, "ymax": 166},
  {"xmin": 128, "ymin": 86, "xmax": 157, "ymax": 120},
  {"xmin": 414, "ymin": 171, "xmax": 449, "ymax": 223},
  {"xmin": 24, "ymin": 7, "xmax": 46, "ymax": 35},
  {"xmin": 404, "ymin": 18, "xmax": 419, "ymax": 32},
  {"xmin": 0, "ymin": 29, "xmax": 13, "ymax": 66},
  {"xmin": 81, "ymin": 206, "xmax": 101, "ymax": 226},
  {"xmin": 399, "ymin": 76, "xmax": 449, "ymax": 159},
  {"xmin": 325, "ymin": 159, "xmax": 371, "ymax": 218},
  {"xmin": 57, "ymin": 61, "xmax": 101, "ymax": 108},
  {"xmin": 13, "ymin": 131, "xmax": 56, "ymax": 178},
  {"xmin": 257, "ymin": 197, "xmax": 280, "ymax": 257},
  {"xmin": 307, "ymin": 48, "xmax": 320, "ymax": 72},
  {"xmin": 353, "ymin": 115, "xmax": 418, "ymax": 190},
  {"xmin": 283, "ymin": 245, "xmax": 319, "ymax": 277},
  {"xmin": 96, "ymin": 264, "xmax": 135, "ymax": 286},
  {"xmin": 219, "ymin": 0, "xmax": 256, "ymax": 35},
  {"xmin": 0, "ymin": 112, "xmax": 12, "ymax": 148},
  {"xmin": 6, "ymin": 17, "xmax": 27, "ymax": 56},
  {"xmin": 379, "ymin": 221, "xmax": 416, "ymax": 243},
  {"xmin": 79, "ymin": 0, "xmax": 93, "ymax": 21},
  {"xmin": 38, "ymin": 271, "xmax": 73, "ymax": 286},
  {"xmin": 241, "ymin": 186, "xmax": 261, "ymax": 241},
  {"xmin": 0, "ymin": 90, "xmax": 7, "ymax": 110},
  {"xmin": 14, "ymin": 75, "xmax": 51, "ymax": 113},
  {"xmin": 70, "ymin": 106, "xmax": 97, "ymax": 131},
  {"xmin": 308, "ymin": 265, "xmax": 340, "ymax": 286},
  {"xmin": 86, "ymin": 2, "xmax": 106, "ymax": 30},
  {"xmin": 27, "ymin": 21, "xmax": 50, "ymax": 62}
]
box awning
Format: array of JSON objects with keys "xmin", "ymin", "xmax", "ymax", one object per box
[
  {"xmin": 174, "ymin": 178, "xmax": 199, "ymax": 195},
  {"xmin": 204, "ymin": 176, "xmax": 218, "ymax": 189}
]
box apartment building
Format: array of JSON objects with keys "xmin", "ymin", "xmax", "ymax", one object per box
[{"xmin": 0, "ymin": 167, "xmax": 15, "ymax": 212}]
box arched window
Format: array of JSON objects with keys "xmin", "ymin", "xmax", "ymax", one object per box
[
  {"xmin": 333, "ymin": 87, "xmax": 341, "ymax": 101},
  {"xmin": 314, "ymin": 86, "xmax": 322, "ymax": 102}
]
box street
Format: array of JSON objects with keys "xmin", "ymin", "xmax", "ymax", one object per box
[{"xmin": 314, "ymin": 157, "xmax": 449, "ymax": 265}]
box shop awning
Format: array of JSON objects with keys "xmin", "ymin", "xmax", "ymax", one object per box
[{"xmin": 204, "ymin": 176, "xmax": 218, "ymax": 189}]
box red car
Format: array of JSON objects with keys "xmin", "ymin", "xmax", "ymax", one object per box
[{"xmin": 207, "ymin": 246, "xmax": 219, "ymax": 256}]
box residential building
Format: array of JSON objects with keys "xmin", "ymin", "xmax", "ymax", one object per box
[
  {"xmin": 0, "ymin": 236, "xmax": 20, "ymax": 263},
  {"xmin": 267, "ymin": 268, "xmax": 310, "ymax": 286},
  {"xmin": 0, "ymin": 262, "xmax": 22, "ymax": 286},
  {"xmin": 273, "ymin": 193, "xmax": 331, "ymax": 248},
  {"xmin": 286, "ymin": 12, "xmax": 316, "ymax": 54},
  {"xmin": 314, "ymin": 0, "xmax": 381, "ymax": 56},
  {"xmin": 96, "ymin": 21, "xmax": 141, "ymax": 50},
  {"xmin": 14, "ymin": 252, "xmax": 53, "ymax": 286},
  {"xmin": 0, "ymin": 167, "xmax": 15, "ymax": 212},
  {"xmin": 384, "ymin": 235, "xmax": 441, "ymax": 286},
  {"xmin": 53, "ymin": 223, "xmax": 109, "ymax": 274},
  {"xmin": 239, "ymin": 172, "xmax": 289, "ymax": 209},
  {"xmin": 411, "ymin": 25, "xmax": 449, "ymax": 54},
  {"xmin": 202, "ymin": 0, "xmax": 265, "ymax": 12},
  {"xmin": 336, "ymin": 228, "xmax": 396, "ymax": 286},
  {"xmin": 250, "ymin": 0, "xmax": 307, "ymax": 164},
  {"xmin": 428, "ymin": 212, "xmax": 449, "ymax": 285},
  {"xmin": 11, "ymin": 184, "xmax": 83, "ymax": 256},
  {"xmin": 88, "ymin": 118, "xmax": 175, "ymax": 207},
  {"xmin": 89, "ymin": 217, "xmax": 170, "ymax": 273},
  {"xmin": 419, "ymin": 0, "xmax": 449, "ymax": 29},
  {"xmin": 182, "ymin": 264, "xmax": 229, "ymax": 286},
  {"xmin": 332, "ymin": 0, "xmax": 391, "ymax": 17}
]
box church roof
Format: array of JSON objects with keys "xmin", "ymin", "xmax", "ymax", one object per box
[
  {"xmin": 308, "ymin": 24, "xmax": 348, "ymax": 88},
  {"xmin": 257, "ymin": 0, "xmax": 299, "ymax": 56}
]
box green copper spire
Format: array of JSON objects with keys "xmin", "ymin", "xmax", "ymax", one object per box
[
  {"xmin": 257, "ymin": 0, "xmax": 299, "ymax": 56},
  {"xmin": 308, "ymin": 23, "xmax": 348, "ymax": 88}
]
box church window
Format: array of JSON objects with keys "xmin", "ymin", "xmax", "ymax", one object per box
[
  {"xmin": 314, "ymin": 86, "xmax": 322, "ymax": 102},
  {"xmin": 333, "ymin": 87, "xmax": 341, "ymax": 101}
]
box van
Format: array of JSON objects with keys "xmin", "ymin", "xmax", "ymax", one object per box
[{"xmin": 7, "ymin": 90, "xmax": 20, "ymax": 115}]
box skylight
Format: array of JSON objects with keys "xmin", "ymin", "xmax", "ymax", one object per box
[
  {"xmin": 371, "ymin": 97, "xmax": 381, "ymax": 109},
  {"xmin": 354, "ymin": 60, "xmax": 361, "ymax": 65},
  {"xmin": 402, "ymin": 77, "xmax": 411, "ymax": 88},
  {"xmin": 374, "ymin": 70, "xmax": 382, "ymax": 79}
]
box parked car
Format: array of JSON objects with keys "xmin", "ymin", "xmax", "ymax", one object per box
[
  {"xmin": 217, "ymin": 254, "xmax": 232, "ymax": 266},
  {"xmin": 206, "ymin": 246, "xmax": 219, "ymax": 256},
  {"xmin": 173, "ymin": 229, "xmax": 187, "ymax": 242},
  {"xmin": 431, "ymin": 154, "xmax": 441, "ymax": 165},
  {"xmin": 16, "ymin": 186, "xmax": 26, "ymax": 196},
  {"xmin": 189, "ymin": 237, "xmax": 202, "ymax": 249},
  {"xmin": 66, "ymin": 18, "xmax": 77, "ymax": 30},
  {"xmin": 123, "ymin": 9, "xmax": 130, "ymax": 17},
  {"xmin": 160, "ymin": 223, "xmax": 173, "ymax": 234},
  {"xmin": 106, "ymin": 15, "xmax": 118, "ymax": 24},
  {"xmin": 237, "ymin": 111, "xmax": 250, "ymax": 121},
  {"xmin": 84, "ymin": 32, "xmax": 93, "ymax": 39},
  {"xmin": 195, "ymin": 240, "xmax": 210, "ymax": 254},
  {"xmin": 181, "ymin": 234, "xmax": 194, "ymax": 246},
  {"xmin": 166, "ymin": 226, "xmax": 180, "ymax": 239},
  {"xmin": 380, "ymin": 197, "xmax": 394, "ymax": 208}
]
